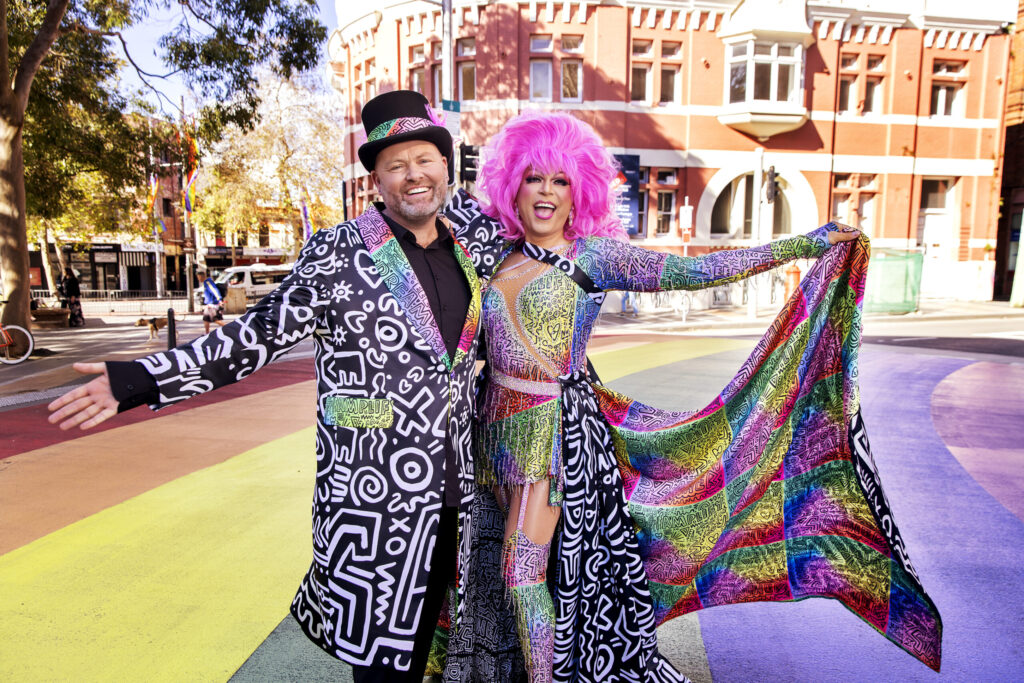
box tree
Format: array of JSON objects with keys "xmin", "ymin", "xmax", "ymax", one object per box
[
  {"xmin": 1, "ymin": 0, "xmax": 325, "ymax": 336},
  {"xmin": 194, "ymin": 71, "xmax": 347, "ymax": 251}
]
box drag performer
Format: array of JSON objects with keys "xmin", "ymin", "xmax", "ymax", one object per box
[
  {"xmin": 467, "ymin": 112, "xmax": 942, "ymax": 682},
  {"xmin": 48, "ymin": 91, "xmax": 519, "ymax": 682}
]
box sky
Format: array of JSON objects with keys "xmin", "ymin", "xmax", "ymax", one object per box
[{"xmin": 118, "ymin": 1, "xmax": 339, "ymax": 118}]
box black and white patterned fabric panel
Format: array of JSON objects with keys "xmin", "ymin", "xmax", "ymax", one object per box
[{"xmin": 445, "ymin": 189, "xmax": 508, "ymax": 279}]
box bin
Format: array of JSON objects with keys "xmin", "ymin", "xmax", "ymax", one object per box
[
  {"xmin": 224, "ymin": 287, "xmax": 247, "ymax": 314},
  {"xmin": 864, "ymin": 248, "xmax": 923, "ymax": 314}
]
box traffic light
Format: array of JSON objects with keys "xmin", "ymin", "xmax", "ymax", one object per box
[
  {"xmin": 460, "ymin": 144, "xmax": 480, "ymax": 183},
  {"xmin": 766, "ymin": 166, "xmax": 778, "ymax": 204}
]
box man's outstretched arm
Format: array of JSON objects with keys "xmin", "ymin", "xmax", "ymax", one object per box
[{"xmin": 48, "ymin": 363, "xmax": 118, "ymax": 431}]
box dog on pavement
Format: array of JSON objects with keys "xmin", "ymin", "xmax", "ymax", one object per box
[{"xmin": 135, "ymin": 316, "xmax": 168, "ymax": 341}]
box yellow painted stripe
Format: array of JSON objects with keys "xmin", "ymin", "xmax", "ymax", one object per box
[
  {"xmin": 0, "ymin": 338, "xmax": 741, "ymax": 681},
  {"xmin": 0, "ymin": 428, "xmax": 314, "ymax": 682},
  {"xmin": 591, "ymin": 338, "xmax": 752, "ymax": 382}
]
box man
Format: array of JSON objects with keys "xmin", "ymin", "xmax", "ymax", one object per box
[
  {"xmin": 48, "ymin": 90, "xmax": 511, "ymax": 681},
  {"xmin": 198, "ymin": 269, "xmax": 226, "ymax": 334}
]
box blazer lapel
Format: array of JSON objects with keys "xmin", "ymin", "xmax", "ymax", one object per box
[
  {"xmin": 356, "ymin": 206, "xmax": 451, "ymax": 368},
  {"xmin": 449, "ymin": 236, "xmax": 481, "ymax": 369}
]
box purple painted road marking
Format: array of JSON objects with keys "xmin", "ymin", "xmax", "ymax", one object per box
[
  {"xmin": 698, "ymin": 350, "xmax": 1024, "ymax": 682},
  {"xmin": 931, "ymin": 362, "xmax": 1024, "ymax": 522}
]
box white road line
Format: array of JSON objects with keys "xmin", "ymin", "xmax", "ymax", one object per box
[{"xmin": 889, "ymin": 337, "xmax": 937, "ymax": 343}]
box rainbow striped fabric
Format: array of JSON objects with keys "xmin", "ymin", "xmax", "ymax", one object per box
[{"xmin": 602, "ymin": 236, "xmax": 942, "ymax": 671}]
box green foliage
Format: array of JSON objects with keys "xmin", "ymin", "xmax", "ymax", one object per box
[
  {"xmin": 8, "ymin": 0, "xmax": 327, "ymax": 238},
  {"xmin": 193, "ymin": 70, "xmax": 347, "ymax": 248}
]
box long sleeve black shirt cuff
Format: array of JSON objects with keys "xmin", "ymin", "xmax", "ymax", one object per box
[{"xmin": 106, "ymin": 361, "xmax": 159, "ymax": 412}]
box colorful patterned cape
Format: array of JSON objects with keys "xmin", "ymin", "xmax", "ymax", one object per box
[{"xmin": 600, "ymin": 235, "xmax": 942, "ymax": 671}]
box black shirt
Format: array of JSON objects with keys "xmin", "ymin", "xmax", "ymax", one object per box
[
  {"xmin": 109, "ymin": 209, "xmax": 471, "ymax": 507},
  {"xmin": 381, "ymin": 211, "xmax": 471, "ymax": 506},
  {"xmin": 380, "ymin": 211, "xmax": 470, "ymax": 360}
]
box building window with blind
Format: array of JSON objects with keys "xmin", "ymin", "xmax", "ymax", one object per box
[
  {"xmin": 459, "ymin": 62, "xmax": 476, "ymax": 101},
  {"xmin": 561, "ymin": 34, "xmax": 583, "ymax": 53},
  {"xmin": 432, "ymin": 66, "xmax": 442, "ymax": 106},
  {"xmin": 660, "ymin": 67, "xmax": 678, "ymax": 105},
  {"xmin": 631, "ymin": 64, "xmax": 651, "ymax": 103},
  {"xmin": 637, "ymin": 190, "xmax": 648, "ymax": 237},
  {"xmin": 931, "ymin": 83, "xmax": 963, "ymax": 117},
  {"xmin": 656, "ymin": 191, "xmax": 675, "ymax": 235},
  {"xmin": 562, "ymin": 59, "xmax": 582, "ymax": 102},
  {"xmin": 410, "ymin": 68, "xmax": 425, "ymax": 94},
  {"xmin": 864, "ymin": 77, "xmax": 882, "ymax": 114},
  {"xmin": 530, "ymin": 60, "xmax": 553, "ymax": 101}
]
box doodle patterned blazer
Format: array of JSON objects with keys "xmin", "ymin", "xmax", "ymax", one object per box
[{"xmin": 126, "ymin": 191, "xmax": 503, "ymax": 670}]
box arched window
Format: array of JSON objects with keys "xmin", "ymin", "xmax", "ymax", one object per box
[
  {"xmin": 711, "ymin": 173, "xmax": 753, "ymax": 238},
  {"xmin": 710, "ymin": 172, "xmax": 792, "ymax": 238}
]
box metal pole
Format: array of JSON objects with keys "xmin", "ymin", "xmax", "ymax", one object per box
[
  {"xmin": 748, "ymin": 147, "xmax": 765, "ymax": 320},
  {"xmin": 442, "ymin": 0, "xmax": 453, "ymax": 102},
  {"xmin": 181, "ymin": 96, "xmax": 195, "ymax": 314}
]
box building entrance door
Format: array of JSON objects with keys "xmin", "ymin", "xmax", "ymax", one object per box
[{"xmin": 917, "ymin": 178, "xmax": 957, "ymax": 261}]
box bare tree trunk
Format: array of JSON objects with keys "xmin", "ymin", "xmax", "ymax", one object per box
[
  {"xmin": 0, "ymin": 115, "xmax": 31, "ymax": 333},
  {"xmin": 39, "ymin": 223, "xmax": 60, "ymax": 298}
]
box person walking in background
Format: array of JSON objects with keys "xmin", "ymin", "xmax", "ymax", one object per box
[
  {"xmin": 198, "ymin": 269, "xmax": 226, "ymax": 334},
  {"xmin": 60, "ymin": 267, "xmax": 84, "ymax": 328}
]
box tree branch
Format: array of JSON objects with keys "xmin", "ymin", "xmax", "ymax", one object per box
[
  {"xmin": 64, "ymin": 23, "xmax": 185, "ymax": 118},
  {"xmin": 179, "ymin": 0, "xmax": 219, "ymax": 33},
  {"xmin": 12, "ymin": 0, "xmax": 71, "ymax": 114}
]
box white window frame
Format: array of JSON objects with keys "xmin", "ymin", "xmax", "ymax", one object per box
[
  {"xmin": 457, "ymin": 37, "xmax": 476, "ymax": 56},
  {"xmin": 656, "ymin": 190, "xmax": 675, "ymax": 235},
  {"xmin": 930, "ymin": 82, "xmax": 964, "ymax": 117},
  {"xmin": 530, "ymin": 59, "xmax": 553, "ymax": 102},
  {"xmin": 726, "ymin": 40, "xmax": 803, "ymax": 106},
  {"xmin": 864, "ymin": 76, "xmax": 882, "ymax": 115},
  {"xmin": 661, "ymin": 41, "xmax": 682, "ymax": 59},
  {"xmin": 432, "ymin": 65, "xmax": 442, "ymax": 107},
  {"xmin": 410, "ymin": 67, "xmax": 425, "ymax": 93},
  {"xmin": 561, "ymin": 34, "xmax": 584, "ymax": 53},
  {"xmin": 530, "ymin": 34, "xmax": 553, "ymax": 52},
  {"xmin": 631, "ymin": 63, "xmax": 651, "ymax": 104},
  {"xmin": 659, "ymin": 66, "xmax": 678, "ymax": 105},
  {"xmin": 561, "ymin": 59, "xmax": 583, "ymax": 103},
  {"xmin": 459, "ymin": 61, "xmax": 476, "ymax": 102},
  {"xmin": 410, "ymin": 45, "xmax": 425, "ymax": 65},
  {"xmin": 632, "ymin": 39, "xmax": 653, "ymax": 57},
  {"xmin": 838, "ymin": 76, "xmax": 856, "ymax": 114}
]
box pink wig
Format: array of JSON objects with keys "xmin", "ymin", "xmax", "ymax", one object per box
[{"xmin": 476, "ymin": 111, "xmax": 626, "ymax": 240}]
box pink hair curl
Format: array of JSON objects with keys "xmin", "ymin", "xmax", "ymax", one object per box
[{"xmin": 476, "ymin": 111, "xmax": 626, "ymax": 240}]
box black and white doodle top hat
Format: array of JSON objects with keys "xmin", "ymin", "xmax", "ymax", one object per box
[{"xmin": 358, "ymin": 90, "xmax": 454, "ymax": 184}]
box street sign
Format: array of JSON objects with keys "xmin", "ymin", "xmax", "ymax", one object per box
[{"xmin": 441, "ymin": 99, "xmax": 461, "ymax": 141}]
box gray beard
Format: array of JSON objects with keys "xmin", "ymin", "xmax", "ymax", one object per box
[{"xmin": 389, "ymin": 186, "xmax": 447, "ymax": 224}]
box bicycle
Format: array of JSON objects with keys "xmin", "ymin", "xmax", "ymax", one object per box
[{"xmin": 0, "ymin": 301, "xmax": 35, "ymax": 364}]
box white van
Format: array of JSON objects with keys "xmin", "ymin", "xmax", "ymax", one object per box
[{"xmin": 215, "ymin": 263, "xmax": 294, "ymax": 301}]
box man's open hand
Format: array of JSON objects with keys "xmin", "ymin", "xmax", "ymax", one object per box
[{"xmin": 48, "ymin": 363, "xmax": 119, "ymax": 431}]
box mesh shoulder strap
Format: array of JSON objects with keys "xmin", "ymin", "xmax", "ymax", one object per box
[{"xmin": 522, "ymin": 241, "xmax": 605, "ymax": 304}]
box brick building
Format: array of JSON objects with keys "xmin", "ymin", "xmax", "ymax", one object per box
[{"xmin": 327, "ymin": 0, "xmax": 1016, "ymax": 301}]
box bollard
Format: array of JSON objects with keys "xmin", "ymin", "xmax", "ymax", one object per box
[
  {"xmin": 784, "ymin": 263, "xmax": 801, "ymax": 301},
  {"xmin": 166, "ymin": 308, "xmax": 177, "ymax": 350}
]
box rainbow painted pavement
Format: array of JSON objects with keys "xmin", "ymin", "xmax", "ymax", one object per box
[{"xmin": 3, "ymin": 275, "xmax": 1024, "ymax": 680}]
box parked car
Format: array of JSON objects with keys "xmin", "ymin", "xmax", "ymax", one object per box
[{"xmin": 214, "ymin": 263, "xmax": 294, "ymax": 300}]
